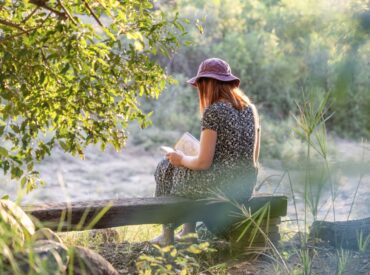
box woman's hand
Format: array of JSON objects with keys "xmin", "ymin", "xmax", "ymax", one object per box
[{"xmin": 166, "ymin": 150, "xmax": 185, "ymax": 167}]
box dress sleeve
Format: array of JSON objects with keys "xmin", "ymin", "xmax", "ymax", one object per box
[{"xmin": 201, "ymin": 105, "xmax": 220, "ymax": 132}]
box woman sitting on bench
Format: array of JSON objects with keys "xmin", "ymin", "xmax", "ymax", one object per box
[{"xmin": 153, "ymin": 58, "xmax": 261, "ymax": 245}]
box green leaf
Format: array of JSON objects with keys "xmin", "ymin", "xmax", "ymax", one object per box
[
  {"xmin": 59, "ymin": 141, "xmax": 69, "ymax": 151},
  {"xmin": 21, "ymin": 176, "xmax": 27, "ymax": 187},
  {"xmin": 103, "ymin": 27, "xmax": 116, "ymax": 41},
  {"xmin": 195, "ymin": 22, "xmax": 203, "ymax": 34},
  {"xmin": 61, "ymin": 63, "xmax": 70, "ymax": 74},
  {"xmin": 0, "ymin": 126, "xmax": 5, "ymax": 136},
  {"xmin": 27, "ymin": 162, "xmax": 34, "ymax": 171},
  {"xmin": 0, "ymin": 147, "xmax": 8, "ymax": 157},
  {"xmin": 10, "ymin": 125, "xmax": 20, "ymax": 133},
  {"xmin": 39, "ymin": 71, "xmax": 46, "ymax": 84},
  {"xmin": 1, "ymin": 194, "xmax": 9, "ymax": 200},
  {"xmin": 170, "ymin": 248, "xmax": 177, "ymax": 257},
  {"xmin": 11, "ymin": 166, "xmax": 23, "ymax": 179},
  {"xmin": 186, "ymin": 245, "xmax": 202, "ymax": 254},
  {"xmin": 173, "ymin": 21, "xmax": 185, "ymax": 32}
]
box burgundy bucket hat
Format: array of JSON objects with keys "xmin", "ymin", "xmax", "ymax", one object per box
[{"xmin": 187, "ymin": 58, "xmax": 240, "ymax": 87}]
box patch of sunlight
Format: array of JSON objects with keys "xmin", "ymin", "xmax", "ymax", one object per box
[{"xmin": 58, "ymin": 224, "xmax": 165, "ymax": 248}]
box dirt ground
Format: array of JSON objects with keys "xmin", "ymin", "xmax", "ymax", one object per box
[
  {"xmin": 96, "ymin": 236, "xmax": 370, "ymax": 275},
  {"xmin": 227, "ymin": 246, "xmax": 370, "ymax": 275}
]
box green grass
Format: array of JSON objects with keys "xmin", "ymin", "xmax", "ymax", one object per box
[{"xmin": 59, "ymin": 224, "xmax": 163, "ymax": 248}]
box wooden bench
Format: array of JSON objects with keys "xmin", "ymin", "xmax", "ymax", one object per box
[{"xmin": 24, "ymin": 194, "xmax": 287, "ymax": 245}]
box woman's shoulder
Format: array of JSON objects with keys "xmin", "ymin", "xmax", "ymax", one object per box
[
  {"xmin": 205, "ymin": 101, "xmax": 257, "ymax": 117},
  {"xmin": 201, "ymin": 102, "xmax": 231, "ymax": 131},
  {"xmin": 205, "ymin": 102, "xmax": 235, "ymax": 122},
  {"xmin": 245, "ymin": 103, "xmax": 258, "ymax": 119},
  {"xmin": 205, "ymin": 101, "xmax": 233, "ymax": 113},
  {"xmin": 203, "ymin": 102, "xmax": 221, "ymax": 119}
]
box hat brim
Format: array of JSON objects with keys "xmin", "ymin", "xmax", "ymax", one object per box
[{"xmin": 187, "ymin": 73, "xmax": 240, "ymax": 87}]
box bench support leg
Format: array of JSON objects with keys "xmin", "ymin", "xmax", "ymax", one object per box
[{"xmin": 163, "ymin": 226, "xmax": 175, "ymax": 245}]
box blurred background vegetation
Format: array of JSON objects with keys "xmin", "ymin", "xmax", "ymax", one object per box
[{"xmin": 132, "ymin": 0, "xmax": 370, "ymax": 161}]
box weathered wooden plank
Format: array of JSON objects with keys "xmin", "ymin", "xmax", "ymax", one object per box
[{"xmin": 24, "ymin": 195, "xmax": 287, "ymax": 232}]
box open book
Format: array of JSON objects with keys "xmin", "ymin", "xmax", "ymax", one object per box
[{"xmin": 160, "ymin": 132, "xmax": 200, "ymax": 156}]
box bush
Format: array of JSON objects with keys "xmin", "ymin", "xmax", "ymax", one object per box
[{"xmin": 161, "ymin": 0, "xmax": 370, "ymax": 139}]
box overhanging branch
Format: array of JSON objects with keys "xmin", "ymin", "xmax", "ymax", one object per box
[
  {"xmin": 29, "ymin": 0, "xmax": 67, "ymax": 20},
  {"xmin": 83, "ymin": 0, "xmax": 103, "ymax": 27},
  {"xmin": 0, "ymin": 18, "xmax": 26, "ymax": 31},
  {"xmin": 0, "ymin": 13, "xmax": 52, "ymax": 44},
  {"xmin": 57, "ymin": 0, "xmax": 77, "ymax": 25},
  {"xmin": 21, "ymin": 7, "xmax": 40, "ymax": 24}
]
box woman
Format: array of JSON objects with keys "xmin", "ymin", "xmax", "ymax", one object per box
[{"xmin": 153, "ymin": 58, "xmax": 260, "ymax": 245}]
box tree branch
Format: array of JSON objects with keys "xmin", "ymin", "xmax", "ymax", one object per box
[
  {"xmin": 29, "ymin": 0, "xmax": 67, "ymax": 20},
  {"xmin": 40, "ymin": 48, "xmax": 63, "ymax": 86},
  {"xmin": 0, "ymin": 18, "xmax": 26, "ymax": 31},
  {"xmin": 83, "ymin": 0, "xmax": 104, "ymax": 28},
  {"xmin": 21, "ymin": 7, "xmax": 39, "ymax": 24},
  {"xmin": 0, "ymin": 13, "xmax": 52, "ymax": 44},
  {"xmin": 83, "ymin": 0, "xmax": 103, "ymax": 27},
  {"xmin": 57, "ymin": 0, "xmax": 77, "ymax": 25}
]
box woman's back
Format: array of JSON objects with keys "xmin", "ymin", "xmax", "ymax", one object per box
[
  {"xmin": 202, "ymin": 101, "xmax": 256, "ymax": 171},
  {"xmin": 195, "ymin": 101, "xmax": 257, "ymax": 200}
]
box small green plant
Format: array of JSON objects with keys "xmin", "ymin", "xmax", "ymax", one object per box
[
  {"xmin": 356, "ymin": 231, "xmax": 370, "ymax": 253},
  {"xmin": 206, "ymin": 190, "xmax": 290, "ymax": 273},
  {"xmin": 203, "ymin": 262, "xmax": 228, "ymax": 274},
  {"xmin": 136, "ymin": 242, "xmax": 216, "ymax": 274},
  {"xmin": 290, "ymin": 88, "xmax": 336, "ymax": 275},
  {"xmin": 288, "ymin": 90, "xmax": 333, "ymax": 275},
  {"xmin": 298, "ymin": 248, "xmax": 313, "ymax": 275},
  {"xmin": 336, "ymin": 249, "xmax": 350, "ymax": 275}
]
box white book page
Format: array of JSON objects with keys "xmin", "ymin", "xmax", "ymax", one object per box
[
  {"xmin": 174, "ymin": 132, "xmax": 200, "ymax": 156},
  {"xmin": 160, "ymin": 146, "xmax": 175, "ymax": 154}
]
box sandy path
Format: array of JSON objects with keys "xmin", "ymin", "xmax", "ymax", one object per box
[{"xmin": 0, "ymin": 145, "xmax": 161, "ymax": 203}]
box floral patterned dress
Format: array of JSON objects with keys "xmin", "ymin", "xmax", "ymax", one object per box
[{"xmin": 154, "ymin": 101, "xmax": 258, "ymax": 201}]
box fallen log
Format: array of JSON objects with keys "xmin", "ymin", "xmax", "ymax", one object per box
[{"xmin": 310, "ymin": 217, "xmax": 370, "ymax": 250}]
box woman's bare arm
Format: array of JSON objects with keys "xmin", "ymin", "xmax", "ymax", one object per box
[
  {"xmin": 167, "ymin": 129, "xmax": 217, "ymax": 170},
  {"xmin": 254, "ymin": 127, "xmax": 261, "ymax": 167},
  {"xmin": 250, "ymin": 103, "xmax": 261, "ymax": 168}
]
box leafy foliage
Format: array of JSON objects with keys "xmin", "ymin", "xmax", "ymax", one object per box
[
  {"xmin": 160, "ymin": 0, "xmax": 370, "ymax": 138},
  {"xmin": 134, "ymin": 0, "xmax": 369, "ymax": 162},
  {"xmin": 0, "ymin": 0, "xmax": 187, "ymax": 189}
]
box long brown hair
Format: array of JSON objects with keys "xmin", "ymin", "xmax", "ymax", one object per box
[{"xmin": 197, "ymin": 78, "xmax": 251, "ymax": 113}]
